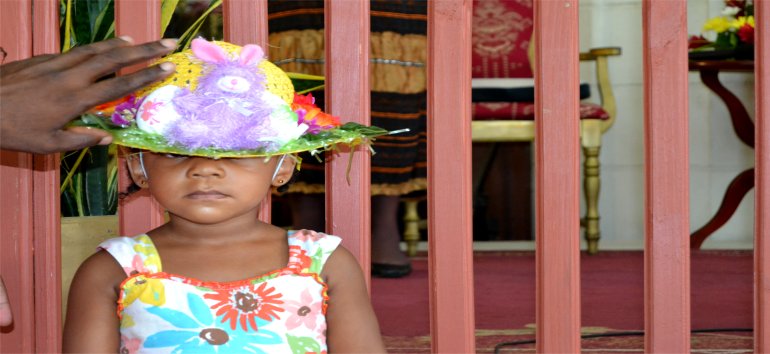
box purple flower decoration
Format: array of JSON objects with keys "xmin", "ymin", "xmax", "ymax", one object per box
[{"xmin": 111, "ymin": 95, "xmax": 143, "ymax": 127}]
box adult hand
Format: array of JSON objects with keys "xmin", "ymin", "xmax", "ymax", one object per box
[{"xmin": 0, "ymin": 37, "xmax": 177, "ymax": 154}]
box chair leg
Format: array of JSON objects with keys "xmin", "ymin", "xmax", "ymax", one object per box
[
  {"xmin": 402, "ymin": 199, "xmax": 421, "ymax": 257},
  {"xmin": 583, "ymin": 145, "xmax": 601, "ymax": 254}
]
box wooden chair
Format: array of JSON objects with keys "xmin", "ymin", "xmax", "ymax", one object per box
[{"xmin": 471, "ymin": 0, "xmax": 620, "ymax": 254}]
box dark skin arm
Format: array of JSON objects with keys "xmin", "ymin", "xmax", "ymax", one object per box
[
  {"xmin": 62, "ymin": 250, "xmax": 125, "ymax": 353},
  {"xmin": 0, "ymin": 37, "xmax": 176, "ymax": 154},
  {"xmin": 322, "ymin": 247, "xmax": 386, "ymax": 353}
]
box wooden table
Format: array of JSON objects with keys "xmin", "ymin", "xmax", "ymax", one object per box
[{"xmin": 689, "ymin": 60, "xmax": 754, "ymax": 248}]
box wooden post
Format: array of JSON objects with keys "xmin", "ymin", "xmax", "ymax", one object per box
[
  {"xmin": 31, "ymin": 1, "xmax": 62, "ymax": 351},
  {"xmin": 427, "ymin": 1, "xmax": 475, "ymax": 352},
  {"xmin": 323, "ymin": 0, "xmax": 372, "ymax": 275},
  {"xmin": 115, "ymin": 0, "xmax": 166, "ymax": 235},
  {"xmin": 642, "ymin": 0, "xmax": 691, "ymax": 352},
  {"xmin": 222, "ymin": 0, "xmax": 271, "ymax": 222},
  {"xmin": 755, "ymin": 0, "xmax": 770, "ymax": 351},
  {"xmin": 0, "ymin": 2, "xmax": 35, "ymax": 353},
  {"xmin": 533, "ymin": 0, "xmax": 582, "ymax": 352}
]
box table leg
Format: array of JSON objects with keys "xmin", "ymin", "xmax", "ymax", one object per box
[
  {"xmin": 699, "ymin": 70, "xmax": 755, "ymax": 147},
  {"xmin": 691, "ymin": 168, "xmax": 755, "ymax": 249}
]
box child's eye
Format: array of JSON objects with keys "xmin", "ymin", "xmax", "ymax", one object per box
[{"xmin": 161, "ymin": 153, "xmax": 188, "ymax": 160}]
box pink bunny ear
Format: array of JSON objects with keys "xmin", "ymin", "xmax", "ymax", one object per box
[
  {"xmin": 239, "ymin": 45, "xmax": 264, "ymax": 66},
  {"xmin": 191, "ymin": 38, "xmax": 230, "ymax": 63}
]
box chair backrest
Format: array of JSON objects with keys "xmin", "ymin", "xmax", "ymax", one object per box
[{"xmin": 471, "ymin": 0, "xmax": 534, "ymax": 79}]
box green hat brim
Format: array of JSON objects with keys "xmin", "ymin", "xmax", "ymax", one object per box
[{"xmin": 78, "ymin": 117, "xmax": 387, "ymax": 158}]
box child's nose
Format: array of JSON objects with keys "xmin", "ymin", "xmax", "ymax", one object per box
[{"xmin": 187, "ymin": 158, "xmax": 225, "ymax": 178}]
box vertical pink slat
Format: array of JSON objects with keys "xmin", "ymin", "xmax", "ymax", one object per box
[
  {"xmin": 0, "ymin": 1, "xmax": 35, "ymax": 353},
  {"xmin": 323, "ymin": 0, "xmax": 372, "ymax": 272},
  {"xmin": 427, "ymin": 1, "xmax": 475, "ymax": 352},
  {"xmin": 223, "ymin": 0, "xmax": 271, "ymax": 222},
  {"xmin": 224, "ymin": 0, "xmax": 267, "ymax": 47},
  {"xmin": 533, "ymin": 0, "xmax": 582, "ymax": 352},
  {"xmin": 31, "ymin": 0, "xmax": 61, "ymax": 351},
  {"xmin": 642, "ymin": 0, "xmax": 691, "ymax": 352},
  {"xmin": 115, "ymin": 0, "xmax": 166, "ymax": 235},
  {"xmin": 755, "ymin": 0, "xmax": 770, "ymax": 351}
]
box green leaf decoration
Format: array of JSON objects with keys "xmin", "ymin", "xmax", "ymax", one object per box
[
  {"xmin": 287, "ymin": 335, "xmax": 322, "ymax": 354},
  {"xmin": 286, "ymin": 72, "xmax": 325, "ymax": 94}
]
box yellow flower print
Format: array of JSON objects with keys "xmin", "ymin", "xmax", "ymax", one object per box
[
  {"xmin": 703, "ymin": 17, "xmax": 731, "ymax": 33},
  {"xmin": 121, "ymin": 314, "xmax": 135, "ymax": 329},
  {"xmin": 132, "ymin": 235, "xmax": 162, "ymax": 271},
  {"xmin": 123, "ymin": 276, "xmax": 166, "ymax": 308}
]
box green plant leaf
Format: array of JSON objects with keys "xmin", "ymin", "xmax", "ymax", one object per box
[
  {"xmin": 161, "ymin": 0, "xmax": 180, "ymax": 35},
  {"xmin": 62, "ymin": 0, "xmax": 74, "ymax": 52},
  {"xmin": 83, "ymin": 145, "xmax": 111, "ymax": 216},
  {"xmin": 90, "ymin": 0, "xmax": 114, "ymax": 42},
  {"xmin": 176, "ymin": 0, "xmax": 222, "ymax": 52}
]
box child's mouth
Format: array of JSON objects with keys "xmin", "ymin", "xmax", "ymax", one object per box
[{"xmin": 186, "ymin": 190, "xmax": 228, "ymax": 200}]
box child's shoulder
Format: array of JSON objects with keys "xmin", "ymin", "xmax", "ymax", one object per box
[
  {"xmin": 287, "ymin": 229, "xmax": 341, "ymax": 247},
  {"xmin": 97, "ymin": 234, "xmax": 161, "ymax": 276}
]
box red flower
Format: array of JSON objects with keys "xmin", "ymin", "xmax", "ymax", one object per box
[
  {"xmin": 204, "ymin": 283, "xmax": 284, "ymax": 331},
  {"xmin": 737, "ymin": 24, "xmax": 754, "ymax": 44},
  {"xmin": 688, "ymin": 35, "xmax": 711, "ymax": 49}
]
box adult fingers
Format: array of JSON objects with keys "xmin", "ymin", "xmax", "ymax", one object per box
[
  {"xmin": 81, "ymin": 62, "xmax": 175, "ymax": 107},
  {"xmin": 26, "ymin": 37, "xmax": 134, "ymax": 74},
  {"xmin": 43, "ymin": 127, "xmax": 112, "ymax": 154},
  {"xmin": 71, "ymin": 39, "xmax": 178, "ymax": 81},
  {"xmin": 0, "ymin": 277, "xmax": 12, "ymax": 327},
  {"xmin": 0, "ymin": 54, "xmax": 57, "ymax": 78}
]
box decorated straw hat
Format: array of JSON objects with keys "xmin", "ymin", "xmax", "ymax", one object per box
[{"xmin": 80, "ymin": 38, "xmax": 386, "ymax": 158}]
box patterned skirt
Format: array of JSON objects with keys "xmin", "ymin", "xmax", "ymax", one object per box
[{"xmin": 268, "ymin": 0, "xmax": 427, "ymax": 196}]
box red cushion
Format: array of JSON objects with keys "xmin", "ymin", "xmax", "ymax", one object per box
[{"xmin": 472, "ymin": 102, "xmax": 610, "ymax": 120}]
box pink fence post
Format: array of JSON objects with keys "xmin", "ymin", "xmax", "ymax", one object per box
[
  {"xmin": 533, "ymin": 0, "xmax": 582, "ymax": 351},
  {"xmin": 642, "ymin": 0, "xmax": 691, "ymax": 352},
  {"xmin": 222, "ymin": 0, "xmax": 271, "ymax": 222},
  {"xmin": 0, "ymin": 2, "xmax": 35, "ymax": 353},
  {"xmin": 324, "ymin": 0, "xmax": 372, "ymax": 273},
  {"xmin": 755, "ymin": 0, "xmax": 770, "ymax": 351},
  {"xmin": 31, "ymin": 0, "xmax": 62, "ymax": 351},
  {"xmin": 115, "ymin": 0, "xmax": 166, "ymax": 235},
  {"xmin": 427, "ymin": 1, "xmax": 475, "ymax": 352}
]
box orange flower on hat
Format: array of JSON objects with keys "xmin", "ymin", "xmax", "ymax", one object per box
[{"xmin": 292, "ymin": 93, "xmax": 341, "ymax": 134}]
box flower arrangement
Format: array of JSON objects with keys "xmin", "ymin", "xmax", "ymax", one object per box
[{"xmin": 691, "ymin": 0, "xmax": 755, "ymax": 52}]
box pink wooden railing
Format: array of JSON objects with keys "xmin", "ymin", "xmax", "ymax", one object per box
[{"xmin": 0, "ymin": 0, "xmax": 768, "ymax": 353}]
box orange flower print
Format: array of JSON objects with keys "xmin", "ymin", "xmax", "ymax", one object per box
[
  {"xmin": 204, "ymin": 283, "xmax": 285, "ymax": 331},
  {"xmin": 286, "ymin": 245, "xmax": 312, "ymax": 273}
]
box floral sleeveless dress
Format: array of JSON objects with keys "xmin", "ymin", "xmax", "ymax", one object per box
[{"xmin": 98, "ymin": 230, "xmax": 340, "ymax": 354}]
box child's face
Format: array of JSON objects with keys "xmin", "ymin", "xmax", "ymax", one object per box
[{"xmin": 128, "ymin": 152, "xmax": 293, "ymax": 225}]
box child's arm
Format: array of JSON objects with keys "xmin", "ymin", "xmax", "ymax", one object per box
[
  {"xmin": 62, "ymin": 250, "xmax": 126, "ymax": 353},
  {"xmin": 323, "ymin": 247, "xmax": 387, "ymax": 353}
]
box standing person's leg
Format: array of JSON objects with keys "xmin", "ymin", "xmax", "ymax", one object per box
[{"xmin": 371, "ymin": 196, "xmax": 412, "ymax": 277}]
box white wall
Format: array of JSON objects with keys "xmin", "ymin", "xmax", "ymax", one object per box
[{"xmin": 576, "ymin": 0, "xmax": 755, "ymax": 250}]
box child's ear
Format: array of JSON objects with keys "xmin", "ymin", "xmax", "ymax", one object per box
[
  {"xmin": 125, "ymin": 152, "xmax": 150, "ymax": 189},
  {"xmin": 271, "ymin": 155, "xmax": 296, "ymax": 187}
]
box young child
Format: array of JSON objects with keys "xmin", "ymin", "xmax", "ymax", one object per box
[{"xmin": 63, "ymin": 38, "xmax": 387, "ymax": 353}]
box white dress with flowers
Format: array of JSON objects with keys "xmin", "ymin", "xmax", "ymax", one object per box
[{"xmin": 98, "ymin": 230, "xmax": 339, "ymax": 354}]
